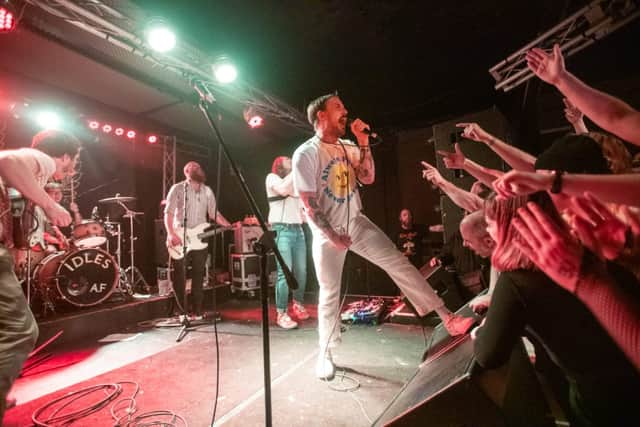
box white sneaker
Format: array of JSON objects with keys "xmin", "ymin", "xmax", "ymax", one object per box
[
  {"xmin": 315, "ymin": 350, "xmax": 335, "ymax": 380},
  {"xmin": 277, "ymin": 312, "xmax": 298, "ymax": 329}
]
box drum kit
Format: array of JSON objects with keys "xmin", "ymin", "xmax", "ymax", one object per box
[{"xmin": 16, "ymin": 195, "xmax": 148, "ymax": 317}]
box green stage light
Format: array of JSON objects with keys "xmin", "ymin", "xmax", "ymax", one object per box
[{"xmin": 147, "ymin": 25, "xmax": 176, "ymax": 53}]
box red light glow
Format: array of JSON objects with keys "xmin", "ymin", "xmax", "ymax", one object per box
[
  {"xmin": 0, "ymin": 8, "xmax": 15, "ymax": 32},
  {"xmin": 88, "ymin": 121, "xmax": 100, "ymax": 130},
  {"xmin": 147, "ymin": 135, "xmax": 158, "ymax": 144},
  {"xmin": 102, "ymin": 124, "xmax": 112, "ymax": 133},
  {"xmin": 248, "ymin": 115, "xmax": 264, "ymax": 128},
  {"xmin": 126, "ymin": 130, "xmax": 136, "ymax": 139},
  {"xmin": 115, "ymin": 128, "xmax": 124, "ymax": 136}
]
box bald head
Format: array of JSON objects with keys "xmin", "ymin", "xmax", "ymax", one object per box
[{"xmin": 460, "ymin": 210, "xmax": 495, "ymax": 258}]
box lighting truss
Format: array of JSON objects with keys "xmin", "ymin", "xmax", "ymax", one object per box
[
  {"xmin": 161, "ymin": 135, "xmax": 176, "ymax": 199},
  {"xmin": 489, "ymin": 0, "xmax": 640, "ymax": 92},
  {"xmin": 23, "ymin": 0, "xmax": 311, "ymax": 132}
]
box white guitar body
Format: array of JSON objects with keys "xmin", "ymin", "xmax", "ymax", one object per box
[{"xmin": 167, "ymin": 223, "xmax": 226, "ymax": 260}]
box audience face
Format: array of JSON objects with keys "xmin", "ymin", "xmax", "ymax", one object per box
[
  {"xmin": 399, "ymin": 209, "xmax": 413, "ymax": 227},
  {"xmin": 460, "ymin": 210, "xmax": 495, "ymax": 258}
]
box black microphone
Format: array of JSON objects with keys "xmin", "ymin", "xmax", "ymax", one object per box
[
  {"xmin": 190, "ymin": 77, "xmax": 216, "ymax": 104},
  {"xmin": 346, "ymin": 118, "xmax": 381, "ymax": 142}
]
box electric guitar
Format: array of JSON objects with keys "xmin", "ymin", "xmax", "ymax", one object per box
[{"xmin": 167, "ymin": 223, "xmax": 231, "ymax": 260}]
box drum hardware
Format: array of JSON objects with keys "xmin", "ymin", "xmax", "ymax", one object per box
[{"xmin": 71, "ymin": 220, "xmax": 107, "ymax": 248}]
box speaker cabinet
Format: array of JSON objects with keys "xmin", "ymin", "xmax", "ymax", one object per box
[
  {"xmin": 154, "ymin": 219, "xmax": 169, "ymax": 266},
  {"xmin": 375, "ymin": 305, "xmax": 553, "ymax": 427}
]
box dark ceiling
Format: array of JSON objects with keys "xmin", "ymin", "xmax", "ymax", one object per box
[{"xmin": 132, "ymin": 0, "xmax": 640, "ymax": 129}]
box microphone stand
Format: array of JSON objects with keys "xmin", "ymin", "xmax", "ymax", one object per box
[
  {"xmin": 176, "ymin": 181, "xmax": 192, "ymax": 342},
  {"xmin": 192, "ymin": 79, "xmax": 298, "ymax": 427}
]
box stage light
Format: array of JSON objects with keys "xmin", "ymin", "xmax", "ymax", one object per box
[
  {"xmin": 36, "ymin": 111, "xmax": 61, "ymax": 130},
  {"xmin": 126, "ymin": 130, "xmax": 136, "ymax": 139},
  {"xmin": 88, "ymin": 120, "xmax": 100, "ymax": 130},
  {"xmin": 115, "ymin": 127, "xmax": 124, "ymax": 136},
  {"xmin": 147, "ymin": 134, "xmax": 158, "ymax": 144},
  {"xmin": 212, "ymin": 56, "xmax": 237, "ymax": 84},
  {"xmin": 102, "ymin": 124, "xmax": 112, "ymax": 133},
  {"xmin": 243, "ymin": 105, "xmax": 264, "ymax": 129},
  {"xmin": 146, "ymin": 23, "xmax": 176, "ymax": 53},
  {"xmin": 0, "ymin": 2, "xmax": 16, "ymax": 33}
]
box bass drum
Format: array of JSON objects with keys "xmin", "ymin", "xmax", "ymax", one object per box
[{"xmin": 33, "ymin": 248, "xmax": 119, "ymax": 307}]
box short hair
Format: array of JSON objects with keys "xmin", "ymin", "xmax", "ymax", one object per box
[
  {"xmin": 271, "ymin": 156, "xmax": 289, "ymax": 178},
  {"xmin": 31, "ymin": 130, "xmax": 81, "ymax": 158},
  {"xmin": 535, "ymin": 133, "xmax": 610, "ymax": 174},
  {"xmin": 306, "ymin": 92, "xmax": 339, "ymax": 127}
]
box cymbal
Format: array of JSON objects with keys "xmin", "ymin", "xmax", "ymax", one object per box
[{"xmin": 99, "ymin": 196, "xmax": 136, "ymax": 204}]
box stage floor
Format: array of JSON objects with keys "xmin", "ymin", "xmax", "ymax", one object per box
[{"xmin": 5, "ymin": 298, "xmax": 433, "ymax": 426}]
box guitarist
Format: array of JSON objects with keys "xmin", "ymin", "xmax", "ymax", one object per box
[
  {"xmin": 0, "ymin": 130, "xmax": 80, "ymax": 422},
  {"xmin": 164, "ymin": 161, "xmax": 231, "ymax": 320}
]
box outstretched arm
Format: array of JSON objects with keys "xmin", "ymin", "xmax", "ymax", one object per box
[
  {"xmin": 456, "ymin": 123, "xmax": 536, "ymax": 171},
  {"xmin": 527, "ymin": 44, "xmax": 640, "ymax": 146},
  {"xmin": 421, "ymin": 161, "xmax": 483, "ymax": 213},
  {"xmin": 494, "ymin": 170, "xmax": 640, "ymax": 207},
  {"xmin": 437, "ymin": 143, "xmax": 503, "ymax": 187}
]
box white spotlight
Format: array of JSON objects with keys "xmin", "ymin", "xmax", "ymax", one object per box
[
  {"xmin": 36, "ymin": 111, "xmax": 61, "ymax": 130},
  {"xmin": 147, "ymin": 25, "xmax": 176, "ymax": 53},
  {"xmin": 212, "ymin": 57, "xmax": 238, "ymax": 84}
]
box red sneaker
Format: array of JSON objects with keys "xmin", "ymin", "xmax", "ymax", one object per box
[{"xmin": 444, "ymin": 315, "xmax": 475, "ymax": 336}]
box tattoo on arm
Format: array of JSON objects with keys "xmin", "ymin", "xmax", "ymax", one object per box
[
  {"xmin": 356, "ymin": 149, "xmax": 375, "ymax": 183},
  {"xmin": 300, "ymin": 193, "xmax": 336, "ymax": 236}
]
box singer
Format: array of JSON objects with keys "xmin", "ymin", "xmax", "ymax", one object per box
[{"xmin": 292, "ymin": 93, "xmax": 475, "ymax": 380}]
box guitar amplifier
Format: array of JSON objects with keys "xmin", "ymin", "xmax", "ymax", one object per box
[
  {"xmin": 229, "ymin": 252, "xmax": 276, "ymax": 292},
  {"xmin": 233, "ymin": 225, "xmax": 263, "ymax": 253}
]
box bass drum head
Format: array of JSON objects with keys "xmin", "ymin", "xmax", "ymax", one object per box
[{"xmin": 55, "ymin": 248, "xmax": 119, "ymax": 306}]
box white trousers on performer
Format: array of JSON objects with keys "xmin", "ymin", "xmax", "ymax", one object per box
[{"xmin": 310, "ymin": 214, "xmax": 444, "ymax": 350}]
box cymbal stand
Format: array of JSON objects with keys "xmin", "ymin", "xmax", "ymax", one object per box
[{"xmin": 116, "ymin": 200, "xmax": 149, "ymax": 294}]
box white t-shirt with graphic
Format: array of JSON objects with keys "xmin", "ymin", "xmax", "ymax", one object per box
[
  {"xmin": 265, "ymin": 173, "xmax": 304, "ymax": 224},
  {"xmin": 292, "ymin": 135, "xmax": 362, "ymax": 232}
]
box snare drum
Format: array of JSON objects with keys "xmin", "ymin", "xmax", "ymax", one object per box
[
  {"xmin": 32, "ymin": 248, "xmax": 119, "ymax": 307},
  {"xmin": 72, "ymin": 220, "xmax": 106, "ymax": 248}
]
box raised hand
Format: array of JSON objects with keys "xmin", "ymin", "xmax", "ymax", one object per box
[
  {"xmin": 512, "ymin": 202, "xmax": 583, "ymax": 293},
  {"xmin": 526, "ymin": 44, "xmax": 566, "ymax": 85},
  {"xmin": 570, "ymin": 192, "xmax": 629, "ymax": 260},
  {"xmin": 455, "ymin": 122, "xmax": 492, "ymax": 144},
  {"xmin": 420, "ymin": 161, "xmax": 444, "ymax": 186},
  {"xmin": 492, "ymin": 170, "xmax": 553, "ymax": 198},
  {"xmin": 349, "ymin": 118, "xmax": 371, "ymax": 145},
  {"xmin": 437, "ymin": 143, "xmax": 466, "ymax": 169}
]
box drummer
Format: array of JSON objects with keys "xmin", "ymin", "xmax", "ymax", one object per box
[{"xmin": 40, "ymin": 183, "xmax": 80, "ymax": 251}]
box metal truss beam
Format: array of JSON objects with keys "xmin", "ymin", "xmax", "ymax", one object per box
[
  {"xmin": 489, "ymin": 0, "xmax": 640, "ymax": 92},
  {"xmin": 23, "ymin": 0, "xmax": 310, "ymax": 132}
]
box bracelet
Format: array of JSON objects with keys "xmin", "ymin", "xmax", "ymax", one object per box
[
  {"xmin": 359, "ymin": 146, "xmax": 370, "ymax": 151},
  {"xmin": 550, "ymin": 170, "xmax": 564, "ymax": 194}
]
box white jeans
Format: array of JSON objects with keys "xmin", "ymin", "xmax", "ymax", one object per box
[{"xmin": 310, "ymin": 214, "xmax": 444, "ymax": 350}]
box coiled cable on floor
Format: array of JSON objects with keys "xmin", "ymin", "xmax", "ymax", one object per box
[{"xmin": 31, "ymin": 381, "xmax": 187, "ymax": 427}]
